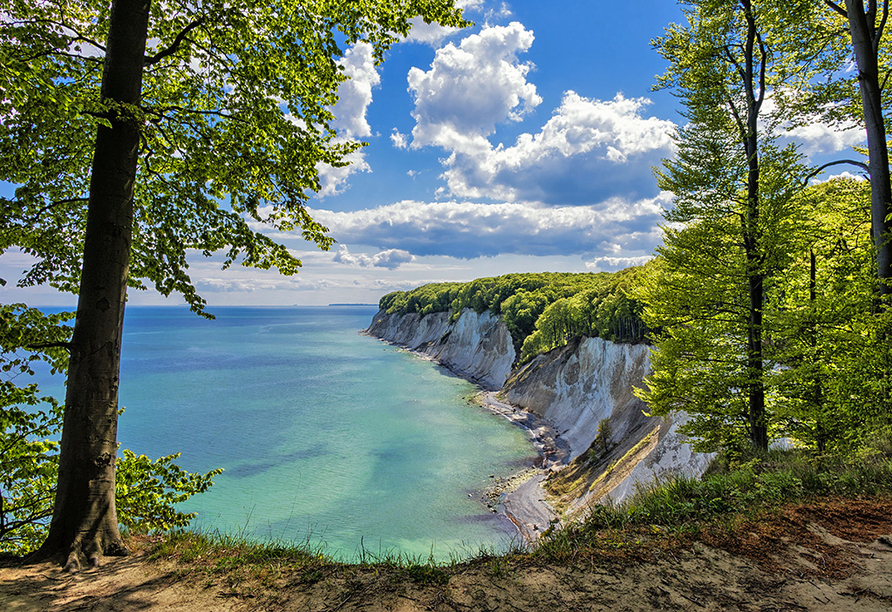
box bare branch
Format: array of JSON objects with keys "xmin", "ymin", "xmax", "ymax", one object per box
[
  {"xmin": 26, "ymin": 342, "xmax": 72, "ymax": 352},
  {"xmin": 802, "ymin": 159, "xmax": 870, "ymax": 184},
  {"xmin": 142, "ymin": 104, "xmax": 250, "ymax": 125},
  {"xmin": 145, "ymin": 19, "xmax": 205, "ymax": 66},
  {"xmin": 823, "ymin": 0, "xmax": 848, "ymax": 18},
  {"xmin": 755, "ymin": 31, "xmax": 767, "ymax": 111},
  {"xmin": 877, "ymin": 0, "xmax": 890, "ymax": 51},
  {"xmin": 725, "ymin": 44, "xmax": 748, "ymax": 86}
]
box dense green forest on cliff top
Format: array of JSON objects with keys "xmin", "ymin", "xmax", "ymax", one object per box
[{"xmin": 378, "ymin": 268, "xmax": 647, "ymax": 363}]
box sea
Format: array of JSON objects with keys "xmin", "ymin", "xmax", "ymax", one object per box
[{"xmin": 32, "ymin": 305, "xmax": 538, "ymax": 562}]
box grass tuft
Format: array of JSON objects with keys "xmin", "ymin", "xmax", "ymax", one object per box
[{"xmin": 534, "ymin": 442, "xmax": 892, "ymax": 562}]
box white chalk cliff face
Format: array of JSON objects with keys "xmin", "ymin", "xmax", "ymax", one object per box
[
  {"xmin": 366, "ymin": 308, "xmax": 712, "ymax": 516},
  {"xmin": 503, "ymin": 336, "xmax": 651, "ymax": 460},
  {"xmin": 366, "ymin": 308, "xmax": 515, "ymax": 390}
]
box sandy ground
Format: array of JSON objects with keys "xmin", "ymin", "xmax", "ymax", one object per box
[{"xmin": 3, "ymin": 499, "xmax": 892, "ymax": 611}]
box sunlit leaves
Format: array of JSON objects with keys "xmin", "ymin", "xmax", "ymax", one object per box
[{"xmin": 0, "ymin": 0, "xmax": 468, "ymax": 315}]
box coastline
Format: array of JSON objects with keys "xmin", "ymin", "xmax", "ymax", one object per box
[{"xmin": 362, "ymin": 330, "xmax": 565, "ymax": 544}]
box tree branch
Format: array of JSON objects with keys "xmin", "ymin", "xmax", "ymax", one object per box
[
  {"xmin": 26, "ymin": 342, "xmax": 72, "ymax": 352},
  {"xmin": 876, "ymin": 0, "xmax": 890, "ymax": 52},
  {"xmin": 755, "ymin": 32, "xmax": 767, "ymax": 110},
  {"xmin": 823, "ymin": 0, "xmax": 848, "ymax": 18},
  {"xmin": 145, "ymin": 19, "xmax": 205, "ymax": 66},
  {"xmin": 142, "ymin": 104, "xmax": 250, "ymax": 125},
  {"xmin": 35, "ymin": 197, "xmax": 89, "ymax": 218},
  {"xmin": 802, "ymin": 159, "xmax": 870, "ymax": 183}
]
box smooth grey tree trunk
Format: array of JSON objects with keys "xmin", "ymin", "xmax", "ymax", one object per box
[
  {"xmin": 36, "ymin": 0, "xmax": 150, "ymax": 571},
  {"xmin": 844, "ymin": 0, "xmax": 892, "ymax": 297}
]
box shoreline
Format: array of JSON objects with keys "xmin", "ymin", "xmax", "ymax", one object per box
[{"xmin": 363, "ymin": 330, "xmax": 566, "ymax": 544}]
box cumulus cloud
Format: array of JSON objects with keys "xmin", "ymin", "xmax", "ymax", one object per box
[
  {"xmin": 407, "ymin": 22, "xmax": 542, "ymax": 148},
  {"xmin": 332, "ymin": 245, "xmax": 416, "ymax": 269},
  {"xmin": 586, "ymin": 255, "xmax": 654, "ymax": 272},
  {"xmin": 312, "ymin": 195, "xmax": 669, "ymax": 260},
  {"xmin": 404, "ymin": 22, "xmax": 675, "ymax": 203},
  {"xmin": 761, "ymin": 93, "xmax": 865, "ymax": 155},
  {"xmin": 784, "ymin": 122, "xmax": 864, "ymax": 155},
  {"xmin": 402, "ymin": 0, "xmax": 490, "ymax": 46},
  {"xmin": 316, "ymin": 42, "xmax": 381, "ymax": 197},
  {"xmin": 390, "ymin": 129, "xmax": 409, "ymax": 149},
  {"xmin": 406, "ymin": 17, "xmax": 463, "ymax": 46},
  {"xmin": 440, "ymin": 92, "xmax": 677, "ymax": 202}
]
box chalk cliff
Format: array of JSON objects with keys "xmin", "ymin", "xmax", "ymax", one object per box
[
  {"xmin": 366, "ymin": 308, "xmax": 515, "ymax": 390},
  {"xmin": 366, "ymin": 307, "xmax": 712, "ymax": 524}
]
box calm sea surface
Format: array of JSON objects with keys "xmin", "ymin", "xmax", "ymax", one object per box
[{"xmin": 37, "ymin": 306, "xmax": 537, "ymax": 561}]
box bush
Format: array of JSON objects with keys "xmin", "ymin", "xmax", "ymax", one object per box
[{"xmin": 1, "ymin": 404, "xmax": 222, "ymax": 554}]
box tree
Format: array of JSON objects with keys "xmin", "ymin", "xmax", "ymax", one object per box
[
  {"xmin": 824, "ymin": 0, "xmax": 892, "ymax": 298},
  {"xmin": 0, "ymin": 0, "xmax": 466, "ymax": 570},
  {"xmin": 773, "ymin": 178, "xmax": 892, "ymax": 451},
  {"xmin": 778, "ymin": 1, "xmax": 892, "ymax": 297},
  {"xmin": 640, "ymin": 0, "xmax": 805, "ymax": 451}
]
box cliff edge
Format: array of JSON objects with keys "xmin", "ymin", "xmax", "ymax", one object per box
[{"xmin": 365, "ymin": 308, "xmax": 712, "ymax": 530}]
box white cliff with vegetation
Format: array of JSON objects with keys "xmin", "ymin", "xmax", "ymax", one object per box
[
  {"xmin": 366, "ymin": 307, "xmax": 713, "ymax": 528},
  {"xmin": 366, "ymin": 308, "xmax": 515, "ymax": 390}
]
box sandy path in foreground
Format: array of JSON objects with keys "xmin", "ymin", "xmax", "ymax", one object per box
[{"xmin": 4, "ymin": 505, "xmax": 892, "ymax": 612}]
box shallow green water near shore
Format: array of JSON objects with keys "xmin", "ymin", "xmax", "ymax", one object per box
[{"xmin": 43, "ymin": 306, "xmax": 537, "ymax": 561}]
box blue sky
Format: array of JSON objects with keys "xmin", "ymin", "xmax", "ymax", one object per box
[{"xmin": 2, "ymin": 0, "xmax": 866, "ymax": 308}]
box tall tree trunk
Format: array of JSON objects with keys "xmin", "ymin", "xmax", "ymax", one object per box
[
  {"xmin": 36, "ymin": 0, "xmax": 150, "ymax": 571},
  {"xmin": 741, "ymin": 0, "xmax": 768, "ymax": 450},
  {"xmin": 844, "ymin": 0, "xmax": 892, "ymax": 297}
]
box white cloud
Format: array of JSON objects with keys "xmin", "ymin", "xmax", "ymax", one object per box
[
  {"xmin": 785, "ymin": 122, "xmax": 864, "ymax": 155},
  {"xmin": 405, "ymin": 16, "xmax": 463, "ymax": 46},
  {"xmin": 316, "ymin": 42, "xmax": 381, "ymax": 197},
  {"xmin": 311, "ymin": 194, "xmax": 670, "ymax": 259},
  {"xmin": 403, "ymin": 22, "xmax": 674, "ymax": 203},
  {"xmin": 331, "ymin": 42, "xmax": 380, "ymax": 138},
  {"xmin": 484, "ymin": 2, "xmax": 512, "ymax": 20},
  {"xmin": 437, "ymin": 92, "xmax": 676, "ymax": 202},
  {"xmin": 810, "ymin": 169, "xmax": 868, "ymax": 183},
  {"xmin": 407, "ymin": 22, "xmax": 542, "ymax": 149},
  {"xmin": 390, "ymin": 129, "xmax": 409, "ymax": 149},
  {"xmin": 762, "ymin": 92, "xmax": 865, "ymax": 155},
  {"xmin": 332, "ymin": 245, "xmax": 416, "ymax": 269},
  {"xmin": 316, "ymin": 148, "xmax": 370, "ymax": 198},
  {"xmin": 586, "ymin": 255, "xmax": 654, "ymax": 272}
]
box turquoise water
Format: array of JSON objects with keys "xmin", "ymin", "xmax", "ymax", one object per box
[{"xmin": 43, "ymin": 306, "xmax": 537, "ymax": 561}]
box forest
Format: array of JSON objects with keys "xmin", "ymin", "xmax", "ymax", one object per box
[{"xmin": 377, "ymin": 267, "xmax": 647, "ymax": 362}]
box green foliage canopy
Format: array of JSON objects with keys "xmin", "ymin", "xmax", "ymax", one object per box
[
  {"xmin": 378, "ymin": 269, "xmax": 648, "ymax": 362},
  {"xmin": 0, "ymin": 0, "xmax": 468, "ymax": 314}
]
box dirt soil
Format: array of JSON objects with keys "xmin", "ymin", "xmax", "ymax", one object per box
[{"xmin": 3, "ymin": 498, "xmax": 892, "ymax": 611}]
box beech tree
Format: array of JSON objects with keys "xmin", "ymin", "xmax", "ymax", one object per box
[
  {"xmin": 772, "ymin": 178, "xmax": 889, "ymax": 451},
  {"xmin": 778, "ymin": 1, "xmax": 892, "ymax": 297},
  {"xmin": 638, "ymin": 0, "xmax": 806, "ymax": 451},
  {"xmin": 0, "ymin": 0, "xmax": 466, "ymax": 570},
  {"xmin": 824, "ymin": 0, "xmax": 892, "ymax": 297}
]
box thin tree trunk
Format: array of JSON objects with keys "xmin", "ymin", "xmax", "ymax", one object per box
[
  {"xmin": 36, "ymin": 0, "xmax": 150, "ymax": 571},
  {"xmin": 844, "ymin": 0, "xmax": 892, "ymax": 297}
]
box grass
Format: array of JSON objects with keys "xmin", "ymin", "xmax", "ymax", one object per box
[
  {"xmin": 534, "ymin": 442, "xmax": 892, "ymax": 562},
  {"xmin": 140, "ymin": 523, "xmax": 531, "ymax": 599},
  {"xmin": 133, "ymin": 441, "xmax": 892, "ymax": 598}
]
